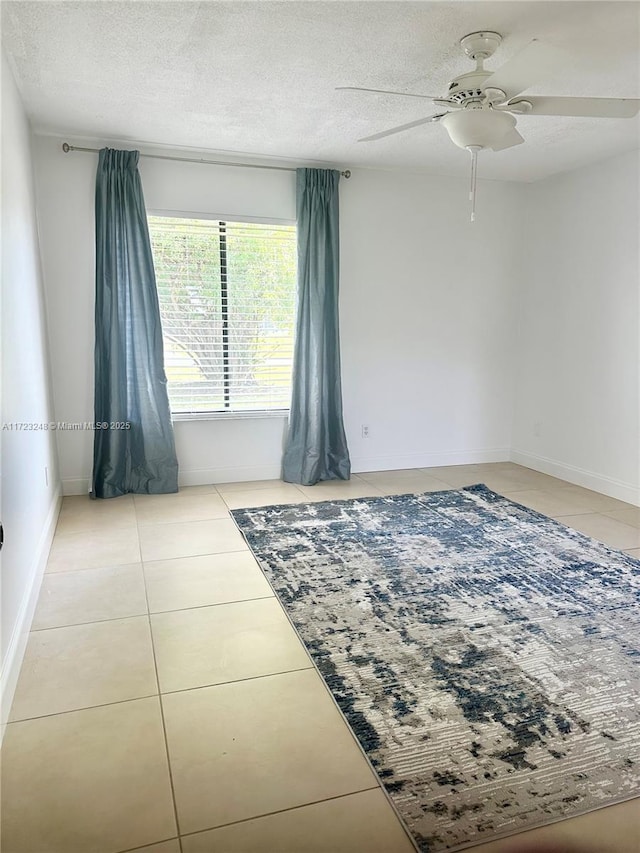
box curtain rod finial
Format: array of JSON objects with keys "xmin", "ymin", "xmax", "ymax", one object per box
[
  {"xmin": 62, "ymin": 142, "xmax": 70, "ymax": 153},
  {"xmin": 341, "ymin": 169, "xmax": 351, "ymax": 179}
]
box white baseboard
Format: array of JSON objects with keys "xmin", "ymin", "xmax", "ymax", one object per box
[
  {"xmin": 178, "ymin": 463, "xmax": 283, "ymax": 486},
  {"xmin": 510, "ymin": 449, "xmax": 640, "ymax": 507},
  {"xmin": 63, "ymin": 467, "xmax": 284, "ymax": 493},
  {"xmin": 63, "ymin": 451, "xmax": 514, "ymax": 492},
  {"xmin": 351, "ymin": 447, "xmax": 510, "ymax": 475},
  {"xmin": 1, "ymin": 487, "xmax": 62, "ymax": 742},
  {"xmin": 62, "ymin": 478, "xmax": 90, "ymax": 496}
]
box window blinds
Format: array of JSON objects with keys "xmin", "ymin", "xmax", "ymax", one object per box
[{"xmin": 148, "ymin": 217, "xmax": 297, "ymax": 414}]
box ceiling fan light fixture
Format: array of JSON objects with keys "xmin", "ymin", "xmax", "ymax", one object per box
[
  {"xmin": 440, "ymin": 109, "xmax": 517, "ymax": 224},
  {"xmin": 441, "ymin": 108, "xmax": 516, "ymax": 150}
]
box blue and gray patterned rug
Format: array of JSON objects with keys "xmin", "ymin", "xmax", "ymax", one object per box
[{"xmin": 232, "ymin": 484, "xmax": 640, "ymax": 851}]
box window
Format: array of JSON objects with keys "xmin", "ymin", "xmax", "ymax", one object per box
[{"xmin": 148, "ymin": 216, "xmax": 296, "ymax": 415}]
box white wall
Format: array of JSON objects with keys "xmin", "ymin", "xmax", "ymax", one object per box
[
  {"xmin": 32, "ymin": 135, "xmax": 524, "ymax": 493},
  {"xmin": 341, "ymin": 168, "xmax": 522, "ymax": 471},
  {"xmin": 512, "ymin": 150, "xmax": 640, "ymax": 505},
  {"xmin": 0, "ymin": 52, "xmax": 61, "ymax": 729}
]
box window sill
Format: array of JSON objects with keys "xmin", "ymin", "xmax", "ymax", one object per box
[{"xmin": 172, "ymin": 409, "xmax": 290, "ymax": 423}]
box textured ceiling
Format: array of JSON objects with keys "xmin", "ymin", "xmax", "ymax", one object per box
[{"xmin": 2, "ymin": 0, "xmax": 639, "ymax": 181}]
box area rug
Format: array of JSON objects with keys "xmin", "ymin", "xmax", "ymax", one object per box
[{"xmin": 231, "ymin": 484, "xmax": 640, "ymax": 852}]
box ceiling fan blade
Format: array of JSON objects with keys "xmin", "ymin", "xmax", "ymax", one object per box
[
  {"xmin": 337, "ymin": 86, "xmax": 439, "ymax": 101},
  {"xmin": 358, "ymin": 114, "xmax": 446, "ymax": 142},
  {"xmin": 510, "ymin": 96, "xmax": 640, "ymax": 118},
  {"xmin": 491, "ymin": 128, "xmax": 525, "ymax": 151},
  {"xmin": 483, "ymin": 39, "xmax": 566, "ymax": 99}
]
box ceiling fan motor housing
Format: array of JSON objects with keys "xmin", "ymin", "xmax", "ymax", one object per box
[
  {"xmin": 446, "ymin": 70, "xmax": 493, "ymax": 103},
  {"xmin": 441, "ymin": 108, "xmax": 516, "ymax": 150}
]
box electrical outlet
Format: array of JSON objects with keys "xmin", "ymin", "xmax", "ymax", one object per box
[{"xmin": 361, "ymin": 424, "xmax": 370, "ymax": 439}]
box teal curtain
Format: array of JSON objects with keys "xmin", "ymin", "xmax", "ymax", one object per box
[
  {"xmin": 92, "ymin": 148, "xmax": 178, "ymax": 498},
  {"xmin": 282, "ymin": 168, "xmax": 351, "ymax": 486}
]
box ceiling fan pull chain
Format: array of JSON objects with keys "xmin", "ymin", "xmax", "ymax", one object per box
[
  {"xmin": 469, "ymin": 149, "xmax": 475, "ymax": 201},
  {"xmin": 468, "ymin": 146, "xmax": 480, "ymax": 222}
]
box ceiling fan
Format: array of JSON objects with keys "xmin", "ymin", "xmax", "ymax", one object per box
[{"xmin": 338, "ymin": 32, "xmax": 640, "ymax": 219}]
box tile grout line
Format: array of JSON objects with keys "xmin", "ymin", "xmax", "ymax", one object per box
[
  {"xmin": 116, "ymin": 836, "xmax": 179, "ymax": 853},
  {"xmin": 145, "ymin": 593, "xmax": 276, "ymax": 615},
  {"xmin": 6, "ymin": 661, "xmax": 317, "ymax": 726},
  {"xmin": 142, "ymin": 543, "xmax": 252, "ymax": 561},
  {"xmin": 143, "ymin": 547, "xmax": 253, "ymax": 564},
  {"xmin": 7, "ymin": 664, "xmax": 322, "ymax": 725},
  {"xmin": 7, "ymin": 692, "xmax": 161, "ymax": 725},
  {"xmin": 136, "ymin": 513, "xmax": 234, "ymax": 528},
  {"xmin": 45, "ymin": 560, "xmax": 144, "ymax": 576},
  {"xmin": 138, "ymin": 509, "xmax": 185, "ymax": 853},
  {"xmin": 54, "ymin": 523, "xmax": 139, "ymax": 537},
  {"xmin": 30, "ymin": 611, "xmax": 150, "ymax": 633},
  {"xmin": 177, "ymin": 785, "xmax": 384, "ymax": 842},
  {"xmin": 30, "ymin": 592, "xmax": 277, "ymax": 632},
  {"xmin": 159, "ymin": 665, "xmax": 316, "ymax": 697}
]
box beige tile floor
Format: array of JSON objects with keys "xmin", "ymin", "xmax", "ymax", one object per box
[{"xmin": 2, "ymin": 463, "xmax": 639, "ymax": 853}]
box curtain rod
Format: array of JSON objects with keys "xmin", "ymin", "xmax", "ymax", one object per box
[{"xmin": 61, "ymin": 143, "xmax": 351, "ymax": 178}]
